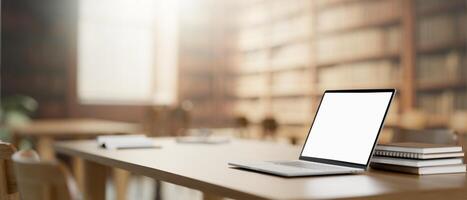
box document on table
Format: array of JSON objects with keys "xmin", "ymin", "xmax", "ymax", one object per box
[{"xmin": 97, "ymin": 135, "xmax": 160, "ymax": 150}]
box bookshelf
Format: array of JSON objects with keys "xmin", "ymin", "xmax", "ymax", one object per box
[
  {"xmin": 414, "ymin": 0, "xmax": 467, "ymax": 122},
  {"xmin": 312, "ymin": 0, "xmax": 405, "ymax": 143},
  {"xmin": 228, "ymin": 0, "xmax": 466, "ymax": 143},
  {"xmin": 171, "ymin": 0, "xmax": 467, "ymax": 142},
  {"xmin": 230, "ymin": 0, "xmax": 315, "ymax": 141}
]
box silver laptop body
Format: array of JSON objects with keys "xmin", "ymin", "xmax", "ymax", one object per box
[{"xmin": 229, "ymin": 89, "xmax": 395, "ymax": 177}]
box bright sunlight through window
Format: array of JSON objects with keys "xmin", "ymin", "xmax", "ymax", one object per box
[{"xmin": 78, "ymin": 0, "xmax": 178, "ymax": 105}]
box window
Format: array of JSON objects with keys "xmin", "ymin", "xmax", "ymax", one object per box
[{"xmin": 78, "ymin": 0, "xmax": 178, "ymax": 105}]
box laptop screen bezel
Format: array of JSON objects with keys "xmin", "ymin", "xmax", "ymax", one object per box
[{"xmin": 298, "ymin": 89, "xmax": 396, "ymax": 169}]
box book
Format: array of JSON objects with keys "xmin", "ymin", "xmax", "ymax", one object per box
[
  {"xmin": 371, "ymin": 156, "xmax": 464, "ymax": 167},
  {"xmin": 371, "ymin": 163, "xmax": 466, "ymax": 175},
  {"xmin": 374, "ymin": 150, "xmax": 464, "ymax": 159},
  {"xmin": 375, "ymin": 142, "xmax": 463, "ymax": 154},
  {"xmin": 97, "ymin": 135, "xmax": 160, "ymax": 150}
]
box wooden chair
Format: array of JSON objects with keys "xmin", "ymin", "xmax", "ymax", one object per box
[
  {"xmin": 12, "ymin": 150, "xmax": 82, "ymax": 200},
  {"xmin": 0, "ymin": 142, "xmax": 18, "ymax": 200}
]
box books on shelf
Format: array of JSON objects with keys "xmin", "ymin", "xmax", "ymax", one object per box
[
  {"xmin": 269, "ymin": 0, "xmax": 311, "ymax": 20},
  {"xmin": 235, "ymin": 74, "xmax": 268, "ymax": 98},
  {"xmin": 386, "ymin": 25, "xmax": 401, "ymax": 53},
  {"xmin": 318, "ymin": 59, "xmax": 400, "ymax": 90},
  {"xmin": 233, "ymin": 0, "xmax": 315, "ymax": 126},
  {"xmin": 417, "ymin": 13, "xmax": 459, "ymax": 49},
  {"xmin": 454, "ymin": 91, "xmax": 467, "ymax": 111},
  {"xmin": 235, "ymin": 50, "xmax": 268, "ymax": 73},
  {"xmin": 271, "ymin": 69, "xmax": 310, "ymax": 96},
  {"xmin": 271, "ymin": 97, "xmax": 313, "ymax": 124},
  {"xmin": 371, "ymin": 142, "xmax": 466, "ymax": 175},
  {"xmin": 316, "ymin": 26, "xmax": 400, "ymax": 64},
  {"xmin": 270, "ymin": 43, "xmax": 311, "ymax": 69},
  {"xmin": 460, "ymin": 12, "xmax": 467, "ymax": 41},
  {"xmin": 237, "ymin": 26, "xmax": 267, "ymax": 51},
  {"xmin": 417, "ymin": 91, "xmax": 466, "ymax": 115},
  {"xmin": 317, "ymin": 0, "xmax": 401, "ymax": 33},
  {"xmin": 237, "ymin": 2, "xmax": 269, "ymax": 28},
  {"xmin": 317, "ymin": 28, "xmax": 381, "ymax": 63},
  {"xmin": 415, "ymin": 0, "xmax": 449, "ymax": 14},
  {"xmin": 270, "ymin": 14, "xmax": 313, "ymax": 46},
  {"xmin": 417, "ymin": 51, "xmax": 465, "ymax": 85}
]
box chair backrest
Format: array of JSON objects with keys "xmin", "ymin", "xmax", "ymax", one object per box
[
  {"xmin": 0, "ymin": 142, "xmax": 17, "ymax": 200},
  {"xmin": 12, "ymin": 150, "xmax": 82, "ymax": 200}
]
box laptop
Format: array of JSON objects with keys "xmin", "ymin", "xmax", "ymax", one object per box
[{"xmin": 229, "ymin": 89, "xmax": 395, "ymax": 177}]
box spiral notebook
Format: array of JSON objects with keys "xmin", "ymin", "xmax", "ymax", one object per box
[
  {"xmin": 374, "ymin": 150, "xmax": 464, "ymax": 159},
  {"xmin": 375, "ymin": 142, "xmax": 462, "ymax": 154}
]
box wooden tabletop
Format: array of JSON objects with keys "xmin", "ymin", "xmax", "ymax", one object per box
[
  {"xmin": 54, "ymin": 138, "xmax": 467, "ymax": 200},
  {"xmin": 10, "ymin": 118, "xmax": 142, "ymax": 137}
]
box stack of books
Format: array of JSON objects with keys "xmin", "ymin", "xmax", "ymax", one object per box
[{"xmin": 370, "ymin": 142, "xmax": 466, "ymax": 175}]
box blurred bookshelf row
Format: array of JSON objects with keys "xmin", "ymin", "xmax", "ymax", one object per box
[{"xmin": 177, "ymin": 0, "xmax": 466, "ymax": 143}]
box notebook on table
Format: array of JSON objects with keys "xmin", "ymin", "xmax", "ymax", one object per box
[
  {"xmin": 373, "ymin": 150, "xmax": 464, "ymax": 159},
  {"xmin": 370, "ymin": 163, "xmax": 466, "ymax": 175},
  {"xmin": 375, "ymin": 143, "xmax": 463, "ymax": 154}
]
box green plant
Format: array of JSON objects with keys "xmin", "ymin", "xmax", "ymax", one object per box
[{"xmin": 0, "ymin": 95, "xmax": 38, "ymax": 142}]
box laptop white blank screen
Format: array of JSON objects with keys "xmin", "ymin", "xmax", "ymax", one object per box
[{"xmin": 301, "ymin": 92, "xmax": 392, "ymax": 165}]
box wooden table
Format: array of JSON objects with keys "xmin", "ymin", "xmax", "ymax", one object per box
[
  {"xmin": 11, "ymin": 118, "xmax": 142, "ymax": 200},
  {"xmin": 11, "ymin": 118, "xmax": 142, "ymax": 159},
  {"xmin": 54, "ymin": 138, "xmax": 467, "ymax": 200}
]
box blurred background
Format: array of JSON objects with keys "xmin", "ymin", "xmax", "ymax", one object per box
[
  {"xmin": 1, "ymin": 0, "xmax": 466, "ymax": 199},
  {"xmin": 1, "ymin": 0, "xmax": 466, "ymax": 150}
]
